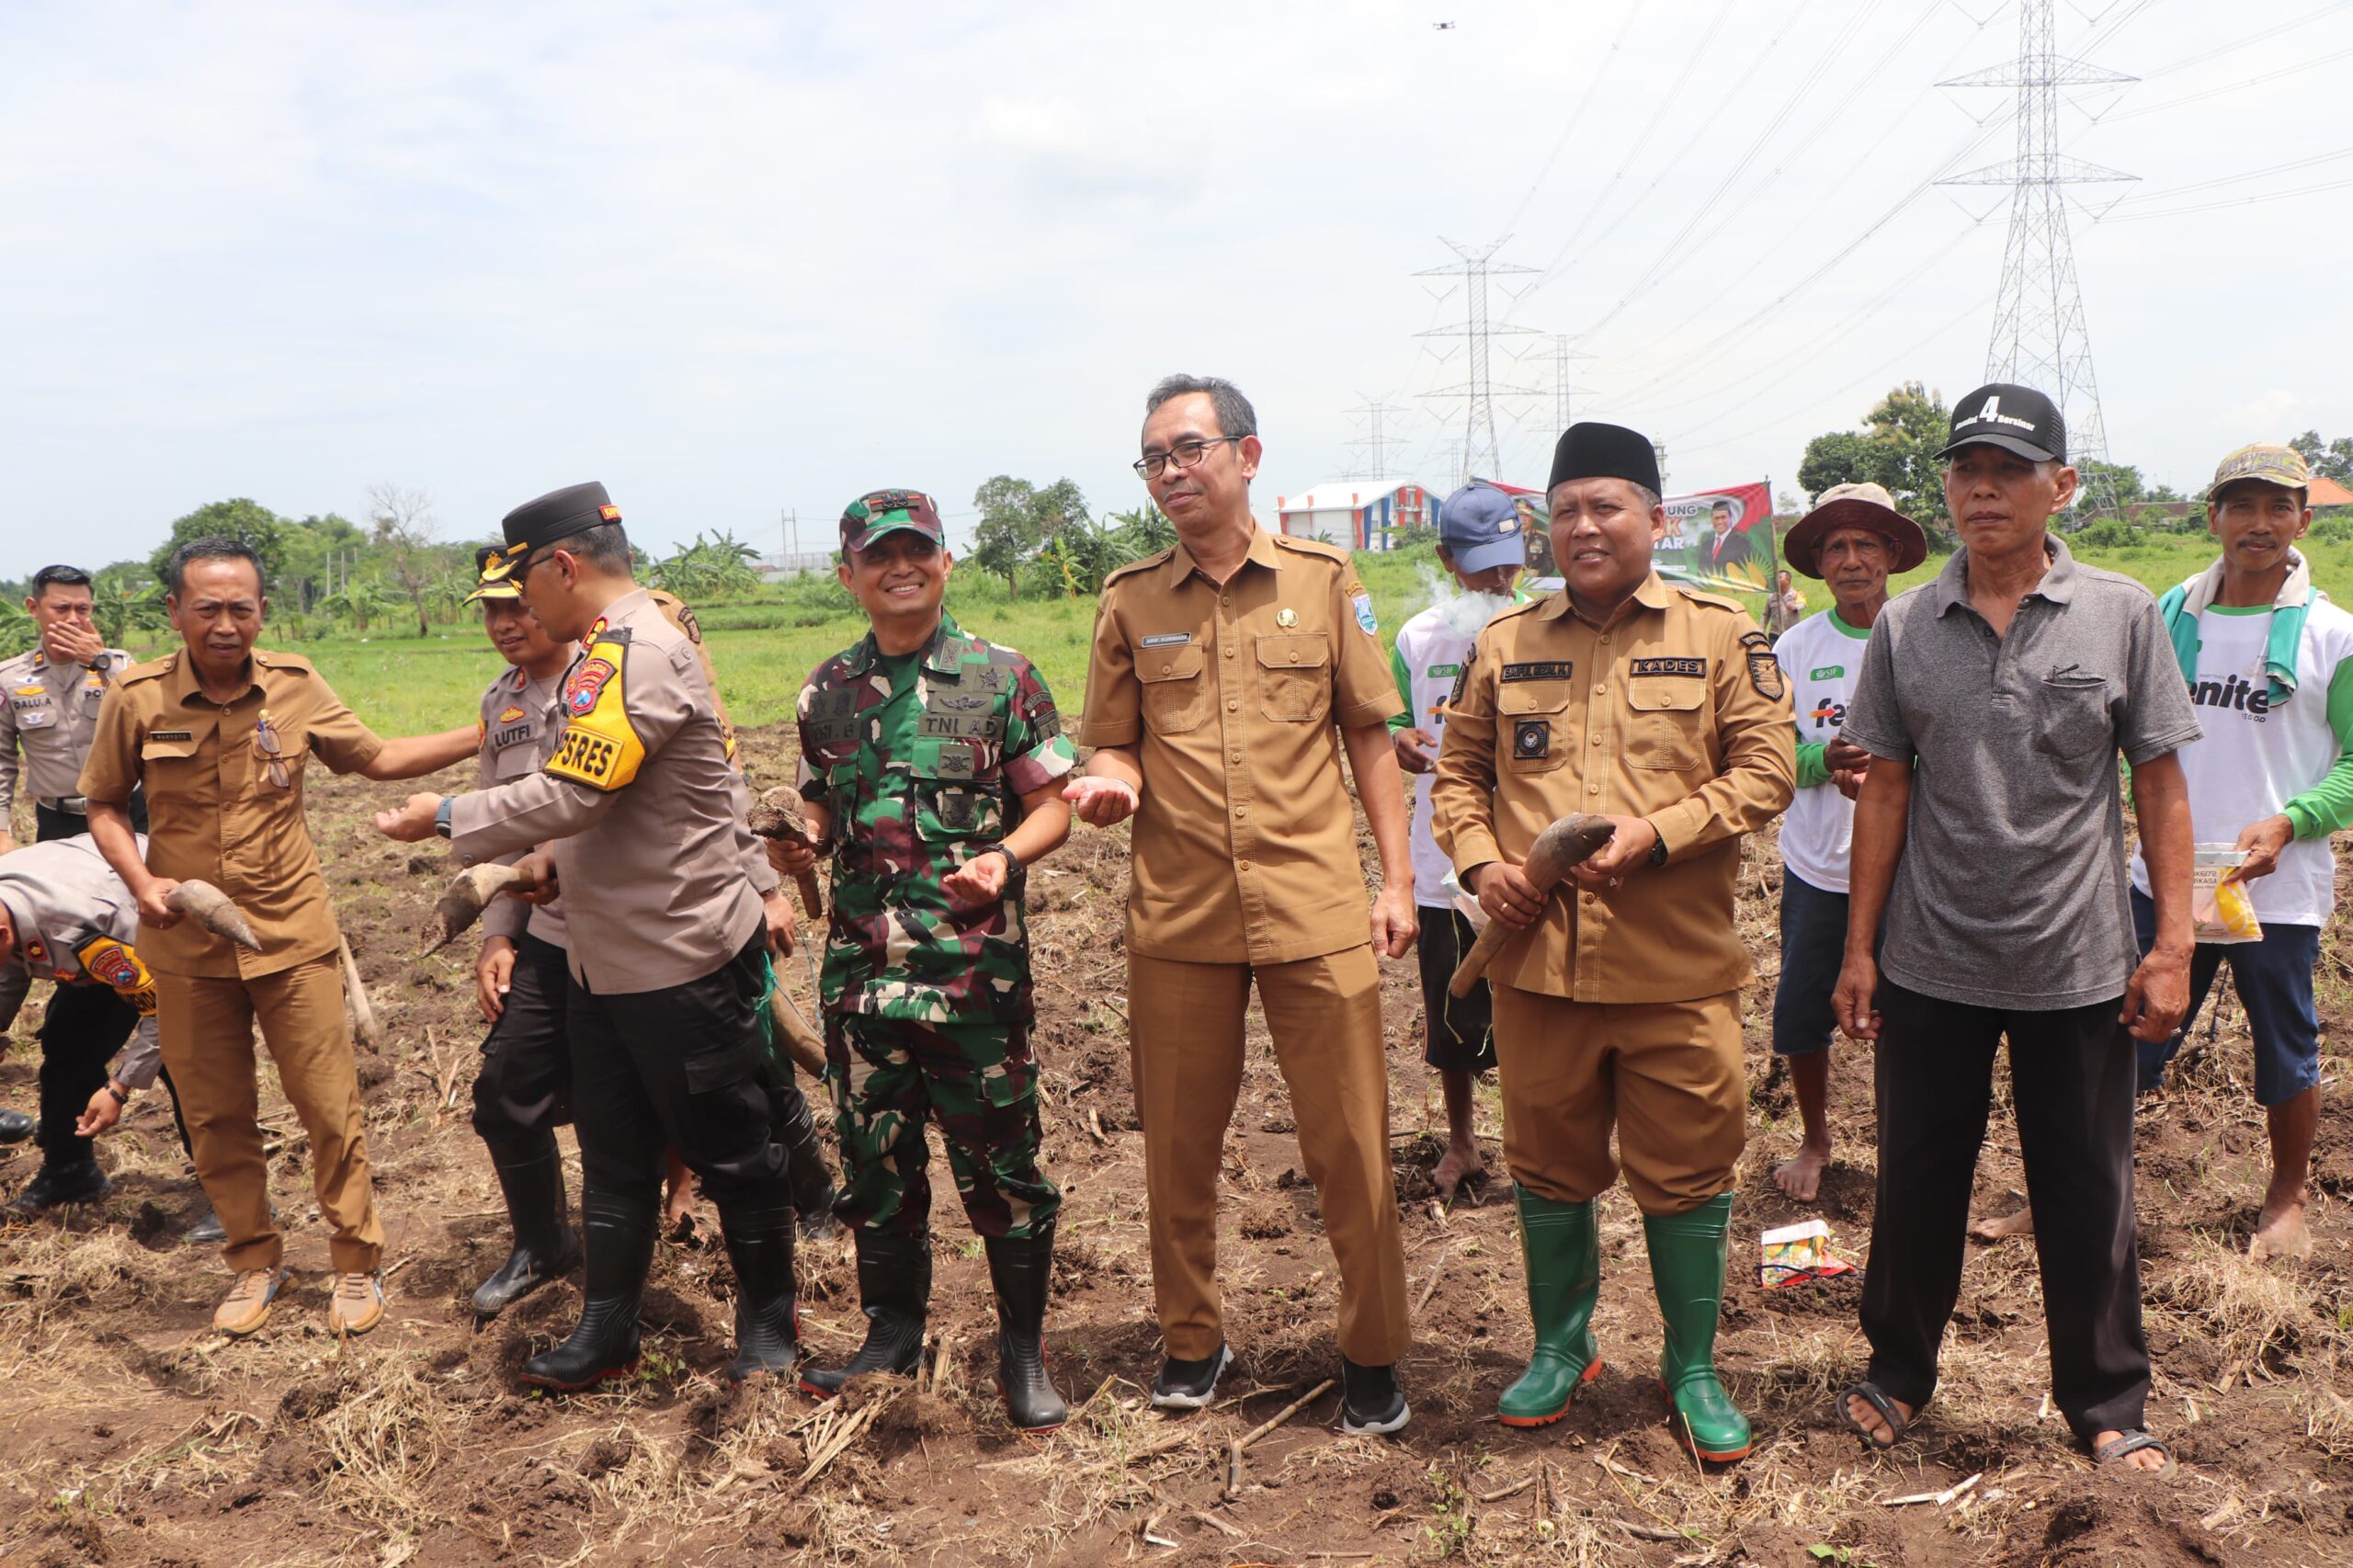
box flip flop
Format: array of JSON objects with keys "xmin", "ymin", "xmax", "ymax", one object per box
[
  {"xmin": 2092, "ymin": 1429, "xmax": 2176, "ymax": 1478},
  {"xmin": 1836, "ymin": 1381, "xmax": 1911, "ymax": 1450}
]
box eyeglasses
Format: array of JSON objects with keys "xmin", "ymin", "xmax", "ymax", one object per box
[
  {"xmin": 1133, "ymin": 436, "xmax": 1244, "ymax": 480},
  {"xmin": 256, "ymin": 710, "xmax": 289, "ymax": 789}
]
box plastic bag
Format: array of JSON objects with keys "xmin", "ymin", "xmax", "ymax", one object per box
[{"xmin": 2191, "ymin": 844, "xmax": 2263, "ymax": 945}]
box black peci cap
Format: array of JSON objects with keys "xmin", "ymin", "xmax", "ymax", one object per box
[
  {"xmin": 1938, "ymin": 384, "xmax": 2066, "ymax": 464},
  {"xmin": 1548, "ymin": 421, "xmax": 1662, "ymax": 495}
]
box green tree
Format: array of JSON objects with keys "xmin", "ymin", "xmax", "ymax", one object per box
[
  {"xmin": 2289, "ymin": 430, "xmax": 2353, "ymax": 483},
  {"xmin": 649, "ymin": 531, "xmax": 763, "ymax": 600},
  {"xmin": 1797, "ymin": 382, "xmax": 1954, "ymax": 538},
  {"xmin": 969, "ymin": 475, "xmax": 1090, "ymax": 599},
  {"xmin": 90, "ymin": 577, "xmax": 167, "ymax": 647},
  {"xmin": 1106, "ymin": 503, "xmax": 1176, "ymax": 559},
  {"xmin": 148, "ymin": 498, "xmax": 290, "ymax": 589}
]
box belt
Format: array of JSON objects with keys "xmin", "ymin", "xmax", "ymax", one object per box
[{"xmin": 40, "ymin": 797, "xmax": 87, "ymax": 814}]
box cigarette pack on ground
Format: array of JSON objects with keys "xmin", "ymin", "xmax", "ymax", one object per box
[
  {"xmin": 2190, "ymin": 845, "xmax": 2263, "ymax": 945},
  {"xmin": 1759, "ymin": 1219, "xmax": 1857, "ymax": 1290}
]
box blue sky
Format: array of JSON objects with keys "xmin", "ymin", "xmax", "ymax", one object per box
[{"xmin": 4, "ymin": 0, "xmax": 2346, "ymax": 569}]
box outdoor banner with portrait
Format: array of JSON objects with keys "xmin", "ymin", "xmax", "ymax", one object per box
[{"xmin": 1492, "ymin": 478, "xmax": 1777, "ymax": 597}]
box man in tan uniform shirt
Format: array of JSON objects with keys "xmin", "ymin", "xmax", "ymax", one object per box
[
  {"xmin": 1433, "ymin": 422, "xmax": 1793, "ymax": 1462},
  {"xmin": 1069, "ymin": 374, "xmax": 1418, "ymax": 1436},
  {"xmin": 80, "ymin": 538, "xmax": 478, "ymax": 1338}
]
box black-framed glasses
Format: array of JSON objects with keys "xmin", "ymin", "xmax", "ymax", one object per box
[
  {"xmin": 1133, "ymin": 436, "xmax": 1244, "ymax": 480},
  {"xmin": 256, "ymin": 710, "xmax": 289, "ymax": 789}
]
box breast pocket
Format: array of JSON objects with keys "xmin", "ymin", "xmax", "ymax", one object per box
[
  {"xmin": 913, "ymin": 778, "xmax": 1005, "ymax": 844},
  {"xmin": 1497, "ymin": 681, "xmax": 1574, "ymax": 775},
  {"xmin": 16, "ymin": 703, "xmax": 56, "ymax": 731},
  {"xmin": 1625, "ymin": 676, "xmax": 1708, "ymax": 771},
  {"xmin": 2031, "ymin": 672, "xmax": 2112, "ymax": 760},
  {"xmin": 1255, "ymin": 634, "xmax": 1332, "ymax": 722},
  {"xmin": 1138, "ymin": 647, "xmax": 1211, "ymax": 734},
  {"xmin": 139, "ymin": 733, "xmax": 200, "ymax": 777}
]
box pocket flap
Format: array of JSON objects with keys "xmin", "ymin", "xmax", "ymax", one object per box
[
  {"xmin": 1254, "ymin": 634, "xmax": 1330, "ymax": 669},
  {"xmin": 1138, "ymin": 647, "xmax": 1205, "ymax": 682},
  {"xmin": 1497, "ymin": 682, "xmax": 1573, "ymax": 717},
  {"xmin": 1627, "ymin": 676, "xmax": 1705, "ymax": 712},
  {"xmin": 140, "ymin": 734, "xmax": 199, "ymax": 762}
]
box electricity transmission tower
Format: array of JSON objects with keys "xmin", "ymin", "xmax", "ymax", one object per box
[
  {"xmin": 1342, "ymin": 396, "xmax": 1410, "ymax": 482},
  {"xmin": 1548, "ymin": 334, "xmax": 1596, "ymax": 437},
  {"xmin": 1416, "ymin": 238, "xmax": 1540, "ymax": 487},
  {"xmin": 1938, "ymin": 0, "xmax": 2136, "ymax": 516}
]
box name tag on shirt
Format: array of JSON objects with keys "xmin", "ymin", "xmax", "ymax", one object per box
[
  {"xmin": 1501, "ymin": 662, "xmax": 1574, "ymax": 682},
  {"xmin": 1630, "ymin": 657, "xmax": 1706, "ymax": 677},
  {"xmin": 1141, "ymin": 632, "xmax": 1191, "ymax": 648}
]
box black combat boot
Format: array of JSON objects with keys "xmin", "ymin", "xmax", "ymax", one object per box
[
  {"xmin": 774, "ymin": 1090, "xmax": 841, "ymax": 1241},
  {"xmin": 472, "ymin": 1132, "xmax": 582, "ymax": 1319},
  {"xmin": 720, "ymin": 1204, "xmax": 801, "ymax": 1382},
  {"xmin": 984, "ymin": 1219, "xmax": 1067, "ymax": 1432},
  {"xmin": 0, "ymin": 1108, "xmax": 31, "ymax": 1143},
  {"xmin": 519, "ymin": 1189, "xmax": 654, "ymax": 1392},
  {"xmin": 6, "ymin": 1155, "xmax": 111, "ymax": 1213},
  {"xmin": 800, "ymin": 1228, "xmax": 930, "ymax": 1397}
]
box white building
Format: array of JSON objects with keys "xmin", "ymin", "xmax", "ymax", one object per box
[{"xmin": 1273, "ymin": 482, "xmax": 1436, "ymax": 552}]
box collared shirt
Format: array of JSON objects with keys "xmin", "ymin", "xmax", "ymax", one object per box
[
  {"xmin": 472, "ymin": 665, "xmax": 569, "ymax": 949},
  {"xmin": 796, "ymin": 612, "xmax": 1076, "ymax": 1023},
  {"xmin": 448, "ymin": 587, "xmax": 774, "ymax": 994},
  {"xmin": 1076, "ymin": 524, "xmax": 1405, "ymax": 965},
  {"xmin": 0, "ymin": 645, "xmax": 130, "ymax": 816},
  {"xmin": 78, "ymin": 650, "xmax": 385, "ymax": 979},
  {"xmin": 1430, "ymin": 572, "xmax": 1795, "ymax": 1004},
  {"xmin": 0, "ymin": 833, "xmax": 164, "ymax": 1087},
  {"xmin": 1842, "ymin": 537, "xmax": 2202, "ymax": 1010}
]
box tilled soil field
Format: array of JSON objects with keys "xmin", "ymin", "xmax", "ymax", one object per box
[{"xmin": 0, "ymin": 721, "xmax": 2347, "ymax": 1565}]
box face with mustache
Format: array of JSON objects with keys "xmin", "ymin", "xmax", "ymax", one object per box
[
  {"xmin": 1816, "ymin": 526, "xmax": 1891, "ymax": 618},
  {"xmin": 2210, "ymin": 480, "xmax": 2311, "ymax": 582},
  {"xmin": 1141, "ymin": 392, "xmax": 1260, "ymax": 540}
]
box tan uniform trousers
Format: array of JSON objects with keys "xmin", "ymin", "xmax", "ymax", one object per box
[
  {"xmin": 156, "ymin": 956, "xmax": 382, "ymax": 1274},
  {"xmin": 1491, "ymin": 985, "xmax": 1745, "ymax": 1217},
  {"xmin": 1129, "ymin": 946, "xmax": 1411, "ymax": 1367}
]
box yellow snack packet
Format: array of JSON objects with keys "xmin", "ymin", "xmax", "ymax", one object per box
[{"xmin": 2191, "ymin": 845, "xmax": 2263, "ymax": 945}]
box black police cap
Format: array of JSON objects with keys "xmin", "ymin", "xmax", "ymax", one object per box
[
  {"xmin": 499, "ymin": 482, "xmax": 621, "ymax": 552},
  {"xmin": 1548, "ymin": 422, "xmax": 1662, "ymax": 495}
]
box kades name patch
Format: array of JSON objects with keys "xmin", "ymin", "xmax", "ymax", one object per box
[
  {"xmin": 1629, "ymin": 657, "xmax": 1706, "ymax": 677},
  {"xmin": 1500, "ymin": 662, "xmax": 1574, "ymax": 682}
]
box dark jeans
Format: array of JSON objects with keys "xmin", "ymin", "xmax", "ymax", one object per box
[
  {"xmin": 472, "ymin": 933, "xmax": 574, "ymax": 1142},
  {"xmin": 1861, "ymin": 978, "xmax": 2148, "ymax": 1442},
  {"xmin": 1771, "ymin": 871, "xmax": 1849, "ymax": 1057},
  {"xmin": 2130, "ymin": 889, "xmax": 2321, "ymax": 1108},
  {"xmin": 566, "ymin": 934, "xmax": 798, "ymax": 1216}
]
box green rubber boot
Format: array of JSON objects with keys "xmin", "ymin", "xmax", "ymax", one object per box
[
  {"xmin": 1497, "ymin": 1186, "xmax": 1602, "ymax": 1426},
  {"xmin": 1643, "ymin": 1194, "xmax": 1752, "ymax": 1463}
]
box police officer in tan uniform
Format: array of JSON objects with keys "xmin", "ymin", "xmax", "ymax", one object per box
[
  {"xmin": 377, "ymin": 483, "xmax": 809, "ymax": 1392},
  {"xmin": 80, "ymin": 537, "xmax": 480, "ymax": 1339},
  {"xmin": 1432, "ymin": 422, "xmax": 1794, "ymax": 1462},
  {"xmin": 0, "ymin": 564, "xmax": 188, "ymax": 1219},
  {"xmin": 1068, "ymin": 374, "xmax": 1418, "ymax": 1435}
]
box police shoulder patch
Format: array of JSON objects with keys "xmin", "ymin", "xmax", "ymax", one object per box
[
  {"xmin": 544, "ymin": 636, "xmax": 648, "ymax": 792},
  {"xmin": 74, "ymin": 935, "xmax": 152, "ymax": 998}
]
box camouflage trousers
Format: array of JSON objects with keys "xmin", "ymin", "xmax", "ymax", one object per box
[{"xmin": 824, "ymin": 1013, "xmax": 1059, "ymax": 1240}]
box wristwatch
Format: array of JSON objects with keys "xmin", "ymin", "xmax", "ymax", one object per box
[
  {"xmin": 104, "ymin": 1081, "xmax": 129, "ymax": 1107},
  {"xmin": 1647, "ymin": 830, "xmax": 1669, "ymax": 868},
  {"xmin": 433, "ymin": 797, "xmax": 454, "ymax": 839},
  {"xmin": 982, "ymin": 844, "xmax": 1021, "ymax": 878}
]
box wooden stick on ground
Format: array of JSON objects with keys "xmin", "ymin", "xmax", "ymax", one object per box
[
  {"xmin": 337, "ymin": 936, "xmax": 382, "ymax": 1052},
  {"xmin": 1475, "ymin": 1474, "xmax": 1535, "ymax": 1505},
  {"xmin": 1414, "ymin": 1246, "xmax": 1450, "ymax": 1317},
  {"xmin": 1223, "ymin": 1377, "xmax": 1336, "ymax": 1501}
]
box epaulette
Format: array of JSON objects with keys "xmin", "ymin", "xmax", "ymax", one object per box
[
  {"xmin": 117, "ymin": 653, "xmax": 176, "ymax": 686},
  {"xmin": 1483, "ymin": 597, "xmax": 1549, "ymax": 631},
  {"xmin": 1103, "ymin": 547, "xmax": 1176, "ymax": 585},
  {"xmin": 1270, "ymin": 533, "xmax": 1349, "ymax": 563},
  {"xmin": 1674, "ymin": 585, "xmax": 1747, "ymax": 614},
  {"xmin": 251, "ymin": 650, "xmax": 318, "ymax": 675}
]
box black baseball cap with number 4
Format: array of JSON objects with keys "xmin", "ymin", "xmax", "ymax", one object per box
[{"xmin": 1938, "ymin": 382, "xmax": 2067, "ymax": 465}]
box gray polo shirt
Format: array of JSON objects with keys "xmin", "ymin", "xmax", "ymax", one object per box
[{"xmin": 1842, "ymin": 537, "xmax": 2200, "ymax": 1010}]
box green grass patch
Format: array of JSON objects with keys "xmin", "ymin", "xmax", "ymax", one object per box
[{"xmin": 253, "ymin": 537, "xmax": 2347, "ymax": 740}]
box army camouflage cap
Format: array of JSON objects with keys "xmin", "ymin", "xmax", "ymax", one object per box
[
  {"xmin": 841, "ymin": 489, "xmax": 946, "ymax": 554},
  {"xmin": 465, "ymin": 543, "xmax": 523, "ymax": 603},
  {"xmin": 2207, "ymin": 443, "xmax": 2311, "ymax": 502}
]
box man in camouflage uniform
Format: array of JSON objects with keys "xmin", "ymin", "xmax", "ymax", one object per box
[{"xmin": 775, "ymin": 489, "xmax": 1077, "ymax": 1432}]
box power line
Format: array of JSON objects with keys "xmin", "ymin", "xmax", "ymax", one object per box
[
  {"xmin": 2096, "ymin": 173, "xmax": 2353, "ymax": 225},
  {"xmin": 1940, "ymin": 0, "xmax": 2135, "ymax": 511},
  {"xmin": 1415, "ymin": 239, "xmax": 1543, "ymax": 487},
  {"xmin": 1340, "ymin": 396, "xmax": 1412, "ymax": 482},
  {"xmin": 1499, "ymin": 4, "xmax": 1643, "ymax": 236}
]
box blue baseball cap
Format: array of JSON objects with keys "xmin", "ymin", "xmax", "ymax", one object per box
[{"xmin": 1438, "ymin": 482, "xmax": 1529, "ymax": 574}]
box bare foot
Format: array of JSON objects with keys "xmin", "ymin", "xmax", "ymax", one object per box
[
  {"xmin": 1843, "ymin": 1389, "xmax": 1915, "ymax": 1446},
  {"xmin": 2249, "ymin": 1196, "xmax": 2313, "ymax": 1263},
  {"xmin": 1969, "ymin": 1205, "xmax": 2033, "ymax": 1242},
  {"xmin": 1432, "ymin": 1141, "xmax": 1485, "ymax": 1206},
  {"xmin": 2093, "ymin": 1427, "xmax": 2170, "ymax": 1472},
  {"xmin": 1773, "ymin": 1142, "xmax": 1831, "ymax": 1202}
]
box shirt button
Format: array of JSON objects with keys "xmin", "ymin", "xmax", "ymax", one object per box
[
  {"xmin": 1226, "ymin": 699, "xmax": 1238, "ymax": 711},
  {"xmin": 1288, "ymin": 651, "xmax": 1299, "ymax": 663},
  {"xmin": 1160, "ymin": 664, "xmax": 1172, "ymax": 675},
  {"xmin": 1238, "ymin": 858, "xmax": 1251, "ymax": 869},
  {"xmin": 1223, "ymin": 647, "xmax": 1234, "ymax": 659},
  {"xmin": 1583, "ymin": 891, "xmax": 1597, "ymax": 903},
  {"xmin": 1595, "ymin": 685, "xmax": 1606, "ymax": 696},
  {"xmin": 1233, "ymin": 805, "xmax": 1246, "ymax": 818},
  {"xmin": 1587, "ymin": 782, "xmax": 1600, "ymax": 794},
  {"xmin": 1600, "ymin": 635, "xmax": 1611, "ymax": 645},
  {"xmin": 1591, "ymin": 734, "xmax": 1602, "ymax": 744},
  {"xmin": 1230, "ymin": 752, "xmax": 1242, "ymax": 764}
]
